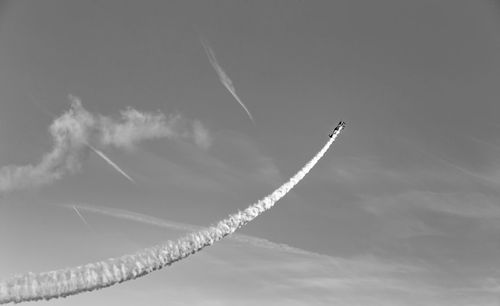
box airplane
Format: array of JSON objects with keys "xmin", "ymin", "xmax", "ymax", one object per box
[{"xmin": 329, "ymin": 121, "xmax": 346, "ymax": 138}]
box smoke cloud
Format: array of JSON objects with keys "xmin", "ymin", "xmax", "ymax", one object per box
[
  {"xmin": 0, "ymin": 96, "xmax": 210, "ymax": 194},
  {"xmin": 0, "ymin": 122, "xmax": 344, "ymax": 304},
  {"xmin": 200, "ymin": 38, "xmax": 255, "ymax": 124}
]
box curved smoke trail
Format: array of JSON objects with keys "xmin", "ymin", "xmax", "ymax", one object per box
[{"xmin": 0, "ymin": 123, "xmax": 345, "ymax": 304}]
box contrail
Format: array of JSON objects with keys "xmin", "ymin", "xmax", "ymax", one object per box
[
  {"xmin": 200, "ymin": 38, "xmax": 255, "ymax": 124},
  {"xmin": 0, "ymin": 123, "xmax": 345, "ymax": 303},
  {"xmin": 63, "ymin": 203, "xmax": 321, "ymax": 257},
  {"xmin": 86, "ymin": 145, "xmax": 134, "ymax": 183},
  {"xmin": 63, "ymin": 203, "xmax": 199, "ymax": 233},
  {"xmin": 72, "ymin": 206, "xmax": 92, "ymax": 230}
]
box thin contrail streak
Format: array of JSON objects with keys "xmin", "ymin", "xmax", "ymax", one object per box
[
  {"xmin": 72, "ymin": 206, "xmax": 92, "ymax": 230},
  {"xmin": 0, "ymin": 123, "xmax": 345, "ymax": 303},
  {"xmin": 200, "ymin": 38, "xmax": 255, "ymax": 124},
  {"xmin": 63, "ymin": 204, "xmax": 199, "ymax": 233},
  {"xmin": 87, "ymin": 145, "xmax": 135, "ymax": 183},
  {"xmin": 64, "ymin": 203, "xmax": 323, "ymax": 258}
]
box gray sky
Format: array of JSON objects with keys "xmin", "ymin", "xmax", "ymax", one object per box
[{"xmin": 1, "ymin": 0, "xmax": 500, "ymax": 304}]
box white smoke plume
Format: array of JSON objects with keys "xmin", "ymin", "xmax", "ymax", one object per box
[
  {"xmin": 200, "ymin": 38, "xmax": 255, "ymax": 124},
  {"xmin": 0, "ymin": 96, "xmax": 209, "ymax": 194},
  {"xmin": 0, "ymin": 122, "xmax": 344, "ymax": 304}
]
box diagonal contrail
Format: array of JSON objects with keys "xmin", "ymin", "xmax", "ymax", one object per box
[
  {"xmin": 87, "ymin": 145, "xmax": 135, "ymax": 183},
  {"xmin": 200, "ymin": 38, "xmax": 255, "ymax": 124},
  {"xmin": 64, "ymin": 203, "xmax": 199, "ymax": 233},
  {"xmin": 0, "ymin": 123, "xmax": 345, "ymax": 303},
  {"xmin": 72, "ymin": 206, "xmax": 93, "ymax": 230},
  {"xmin": 64, "ymin": 203, "xmax": 321, "ymax": 257}
]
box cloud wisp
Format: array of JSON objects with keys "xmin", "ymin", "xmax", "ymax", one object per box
[
  {"xmin": 0, "ymin": 96, "xmax": 210, "ymax": 194},
  {"xmin": 28, "ymin": 94, "xmax": 136, "ymax": 184},
  {"xmin": 200, "ymin": 38, "xmax": 255, "ymax": 124},
  {"xmin": 0, "ymin": 123, "xmax": 345, "ymax": 303}
]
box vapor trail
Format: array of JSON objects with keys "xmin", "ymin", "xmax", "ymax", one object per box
[
  {"xmin": 72, "ymin": 206, "xmax": 92, "ymax": 230},
  {"xmin": 64, "ymin": 203, "xmax": 321, "ymax": 257},
  {"xmin": 63, "ymin": 203, "xmax": 198, "ymax": 233},
  {"xmin": 87, "ymin": 145, "xmax": 134, "ymax": 183},
  {"xmin": 0, "ymin": 123, "xmax": 345, "ymax": 303},
  {"xmin": 200, "ymin": 38, "xmax": 255, "ymax": 124}
]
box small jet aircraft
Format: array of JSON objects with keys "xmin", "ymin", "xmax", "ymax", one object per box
[{"xmin": 329, "ymin": 121, "xmax": 346, "ymax": 138}]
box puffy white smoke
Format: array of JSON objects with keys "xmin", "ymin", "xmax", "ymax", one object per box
[
  {"xmin": 200, "ymin": 38, "xmax": 255, "ymax": 124},
  {"xmin": 0, "ymin": 122, "xmax": 344, "ymax": 304},
  {"xmin": 0, "ymin": 96, "xmax": 210, "ymax": 194}
]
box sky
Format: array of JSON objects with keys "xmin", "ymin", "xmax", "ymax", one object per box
[{"xmin": 1, "ymin": 0, "xmax": 500, "ymax": 305}]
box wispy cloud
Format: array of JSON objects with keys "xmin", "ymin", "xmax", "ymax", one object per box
[
  {"xmin": 98, "ymin": 105, "xmax": 183, "ymax": 150},
  {"xmin": 28, "ymin": 94, "xmax": 136, "ymax": 183},
  {"xmin": 191, "ymin": 120, "xmax": 212, "ymax": 150},
  {"xmin": 364, "ymin": 190, "xmax": 500, "ymax": 221},
  {"xmin": 200, "ymin": 37, "xmax": 255, "ymax": 124},
  {"xmin": 0, "ymin": 95, "xmax": 210, "ymax": 194}
]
